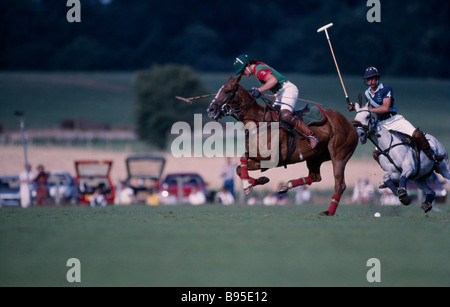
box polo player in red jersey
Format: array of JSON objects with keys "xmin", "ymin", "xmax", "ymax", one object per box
[{"xmin": 234, "ymin": 54, "xmax": 319, "ymax": 149}]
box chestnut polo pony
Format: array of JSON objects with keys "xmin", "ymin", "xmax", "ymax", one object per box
[{"xmin": 207, "ymin": 76, "xmax": 358, "ymax": 216}]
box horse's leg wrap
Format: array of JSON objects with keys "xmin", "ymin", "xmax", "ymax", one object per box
[
  {"xmin": 327, "ymin": 194, "xmax": 341, "ymax": 216},
  {"xmin": 240, "ymin": 157, "xmax": 253, "ymax": 194},
  {"xmin": 398, "ymin": 176, "xmax": 408, "ymax": 189},
  {"xmin": 279, "ymin": 176, "xmax": 312, "ymax": 194},
  {"xmin": 384, "ymin": 179, "xmax": 398, "ymax": 195},
  {"xmin": 288, "ymin": 177, "xmax": 312, "ymax": 189},
  {"xmin": 240, "ymin": 157, "xmax": 249, "ymax": 180}
]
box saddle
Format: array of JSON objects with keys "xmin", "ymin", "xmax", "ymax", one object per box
[
  {"xmin": 389, "ymin": 130, "xmax": 420, "ymax": 155},
  {"xmin": 295, "ymin": 104, "xmax": 327, "ymax": 126}
]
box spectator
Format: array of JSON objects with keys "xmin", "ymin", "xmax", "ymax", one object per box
[
  {"xmin": 295, "ymin": 185, "xmax": 312, "ymax": 205},
  {"xmin": 247, "ymin": 195, "xmax": 261, "ymax": 205},
  {"xmin": 33, "ymin": 164, "xmax": 49, "ymax": 206},
  {"xmin": 19, "ymin": 164, "xmax": 35, "ymax": 208},
  {"xmin": 263, "ymin": 192, "xmax": 277, "ymax": 205},
  {"xmin": 352, "ymin": 176, "xmax": 375, "ymax": 204},
  {"xmin": 89, "ymin": 188, "xmax": 107, "ymax": 207},
  {"xmin": 188, "ymin": 186, "xmax": 206, "ymax": 205},
  {"xmin": 379, "ymin": 189, "xmax": 400, "ymax": 205},
  {"xmin": 115, "ymin": 181, "xmax": 135, "ymax": 205},
  {"xmin": 276, "ymin": 182, "xmax": 288, "ymax": 205},
  {"xmin": 215, "ymin": 187, "xmax": 235, "ymax": 205},
  {"xmin": 220, "ymin": 158, "xmax": 237, "ymax": 198},
  {"xmin": 146, "ymin": 188, "xmax": 160, "ymax": 206}
]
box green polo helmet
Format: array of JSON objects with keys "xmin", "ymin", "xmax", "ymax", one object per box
[{"xmin": 234, "ymin": 54, "xmax": 250, "ymax": 75}]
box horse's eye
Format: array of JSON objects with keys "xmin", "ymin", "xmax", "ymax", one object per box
[{"xmin": 224, "ymin": 90, "xmax": 231, "ymax": 94}]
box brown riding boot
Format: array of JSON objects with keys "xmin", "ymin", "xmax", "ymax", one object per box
[
  {"xmin": 412, "ymin": 128, "xmax": 445, "ymax": 163},
  {"xmin": 280, "ymin": 109, "xmax": 319, "ymax": 149}
]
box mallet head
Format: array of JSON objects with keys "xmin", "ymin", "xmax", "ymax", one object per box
[
  {"xmin": 317, "ymin": 23, "xmax": 333, "ymax": 39},
  {"xmin": 317, "ymin": 23, "xmax": 333, "ymax": 33}
]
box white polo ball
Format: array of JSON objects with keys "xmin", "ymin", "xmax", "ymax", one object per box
[{"xmin": 374, "ymin": 212, "xmax": 381, "ymax": 217}]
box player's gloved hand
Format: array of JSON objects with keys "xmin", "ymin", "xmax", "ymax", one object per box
[
  {"xmin": 346, "ymin": 102, "xmax": 355, "ymax": 111},
  {"xmin": 251, "ymin": 87, "xmax": 261, "ymax": 98}
]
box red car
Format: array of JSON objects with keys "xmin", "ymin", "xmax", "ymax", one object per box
[
  {"xmin": 74, "ymin": 160, "xmax": 115, "ymax": 205},
  {"xmin": 159, "ymin": 173, "xmax": 208, "ymax": 204}
]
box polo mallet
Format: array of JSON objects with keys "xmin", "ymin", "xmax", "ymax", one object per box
[
  {"xmin": 317, "ymin": 23, "xmax": 350, "ymax": 103},
  {"xmin": 175, "ymin": 94, "xmax": 216, "ymax": 104}
]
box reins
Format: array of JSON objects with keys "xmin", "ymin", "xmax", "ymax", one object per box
[
  {"xmin": 354, "ymin": 109, "xmax": 408, "ymax": 174},
  {"xmin": 218, "ymin": 82, "xmax": 277, "ymax": 123}
]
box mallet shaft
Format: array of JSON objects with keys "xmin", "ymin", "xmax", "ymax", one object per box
[{"xmin": 317, "ymin": 23, "xmax": 350, "ymax": 103}]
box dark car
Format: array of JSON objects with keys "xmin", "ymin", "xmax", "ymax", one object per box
[
  {"xmin": 0, "ymin": 175, "xmax": 21, "ymax": 207},
  {"xmin": 159, "ymin": 173, "xmax": 209, "ymax": 204},
  {"xmin": 407, "ymin": 173, "xmax": 447, "ymax": 204}
]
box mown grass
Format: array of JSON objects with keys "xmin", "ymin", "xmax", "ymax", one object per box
[{"xmin": 0, "ymin": 204, "xmax": 448, "ymax": 287}]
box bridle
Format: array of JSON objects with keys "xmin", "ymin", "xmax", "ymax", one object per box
[
  {"xmin": 211, "ymin": 82, "xmax": 257, "ymax": 120},
  {"xmin": 354, "ymin": 108, "xmax": 404, "ymax": 173},
  {"xmin": 354, "ymin": 109, "xmax": 377, "ymax": 137}
]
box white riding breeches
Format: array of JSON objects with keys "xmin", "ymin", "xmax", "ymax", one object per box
[
  {"xmin": 274, "ymin": 81, "xmax": 298, "ymax": 112},
  {"xmin": 379, "ymin": 114, "xmax": 416, "ymax": 136}
]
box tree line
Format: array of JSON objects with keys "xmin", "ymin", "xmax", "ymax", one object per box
[{"xmin": 1, "ymin": 0, "xmax": 449, "ymax": 78}]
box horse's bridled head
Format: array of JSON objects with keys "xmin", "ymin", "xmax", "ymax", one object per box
[
  {"xmin": 353, "ymin": 103, "xmax": 372, "ymax": 125},
  {"xmin": 206, "ymin": 99, "xmax": 222, "ymax": 120},
  {"xmin": 356, "ymin": 127, "xmax": 367, "ymax": 144},
  {"xmin": 206, "ymin": 82, "xmax": 237, "ymax": 120}
]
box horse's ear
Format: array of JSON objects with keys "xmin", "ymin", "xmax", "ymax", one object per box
[
  {"xmin": 354, "ymin": 103, "xmax": 361, "ymax": 111},
  {"xmin": 227, "ymin": 75, "xmax": 235, "ymax": 82},
  {"xmin": 364, "ymin": 102, "xmax": 369, "ymax": 109}
]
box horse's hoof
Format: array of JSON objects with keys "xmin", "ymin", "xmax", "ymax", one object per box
[
  {"xmin": 244, "ymin": 186, "xmax": 253, "ymax": 195},
  {"xmin": 399, "ymin": 194, "xmax": 412, "ymax": 206},
  {"xmin": 256, "ymin": 176, "xmax": 270, "ymax": 185},
  {"xmin": 421, "ymin": 202, "xmax": 432, "ymax": 213},
  {"xmin": 397, "ymin": 187, "xmax": 407, "ymax": 197},
  {"xmin": 278, "ymin": 185, "xmax": 288, "ymax": 194},
  {"xmin": 318, "ymin": 211, "xmax": 332, "ymax": 216},
  {"xmin": 397, "ymin": 188, "xmax": 412, "ymax": 206}
]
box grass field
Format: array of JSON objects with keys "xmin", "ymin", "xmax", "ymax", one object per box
[{"xmin": 1, "ymin": 203, "xmax": 449, "ymax": 287}]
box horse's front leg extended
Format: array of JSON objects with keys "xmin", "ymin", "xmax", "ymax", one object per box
[
  {"xmin": 278, "ymin": 177, "xmax": 313, "ymax": 194},
  {"xmin": 382, "ymin": 173, "xmax": 411, "ymax": 206},
  {"xmin": 236, "ymin": 157, "xmax": 269, "ymax": 195}
]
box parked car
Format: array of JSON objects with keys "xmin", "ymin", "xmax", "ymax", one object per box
[
  {"xmin": 0, "ymin": 175, "xmax": 21, "ymax": 207},
  {"xmin": 74, "ymin": 160, "xmax": 115, "ymax": 205},
  {"xmin": 406, "ymin": 173, "xmax": 447, "ymax": 204},
  {"xmin": 159, "ymin": 172, "xmax": 209, "ymax": 204},
  {"xmin": 47, "ymin": 170, "xmax": 77, "ymax": 204},
  {"xmin": 121, "ymin": 155, "xmax": 166, "ymax": 204}
]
